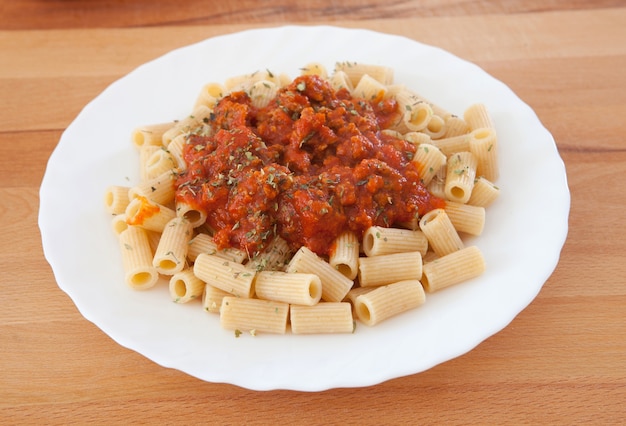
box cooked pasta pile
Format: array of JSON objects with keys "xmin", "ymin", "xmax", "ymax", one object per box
[{"xmin": 104, "ymin": 62, "xmax": 500, "ymax": 336}]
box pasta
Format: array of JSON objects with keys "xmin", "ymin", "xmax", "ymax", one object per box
[
  {"xmin": 353, "ymin": 74, "xmax": 388, "ymax": 101},
  {"xmin": 443, "ymin": 115, "xmax": 470, "ymax": 138},
  {"xmin": 443, "ymin": 201, "xmax": 486, "ymax": 236},
  {"xmin": 464, "ymin": 103, "xmax": 494, "ymax": 130},
  {"xmin": 469, "ymin": 127, "xmax": 499, "ymax": 182},
  {"xmin": 202, "ymin": 284, "xmax": 231, "ymax": 313},
  {"xmin": 411, "ymin": 143, "xmax": 447, "ymax": 186},
  {"xmin": 300, "ymin": 62, "xmax": 328, "ymax": 78},
  {"xmin": 111, "ymin": 213, "xmax": 129, "ymax": 235},
  {"xmin": 131, "ymin": 122, "xmax": 175, "ymax": 149},
  {"xmin": 152, "ymin": 217, "xmax": 193, "ymax": 275},
  {"xmin": 468, "ymin": 176, "xmax": 500, "ymax": 207},
  {"xmin": 328, "ymin": 231, "xmax": 359, "ymax": 280},
  {"xmin": 427, "ymin": 174, "xmax": 447, "ymax": 201},
  {"xmin": 285, "ymin": 246, "xmax": 354, "ymax": 303},
  {"xmin": 248, "ymin": 80, "xmax": 279, "ymax": 108},
  {"xmin": 193, "ymin": 253, "xmax": 256, "ymax": 298},
  {"xmin": 358, "ymin": 251, "xmax": 423, "ymax": 288},
  {"xmin": 125, "ymin": 196, "xmax": 176, "ymax": 233},
  {"xmin": 246, "ymin": 236, "xmax": 292, "ymax": 272},
  {"xmin": 145, "ymin": 229, "xmax": 161, "ymax": 254},
  {"xmin": 421, "ymin": 246, "xmax": 486, "ymax": 292},
  {"xmin": 422, "ymin": 114, "xmax": 447, "ymax": 139},
  {"xmin": 128, "ymin": 170, "xmax": 176, "ymax": 206},
  {"xmin": 224, "ymin": 69, "xmax": 281, "ymax": 93},
  {"xmin": 166, "ymin": 134, "xmax": 187, "ymax": 171},
  {"xmin": 419, "ymin": 208, "xmax": 464, "ymax": 257},
  {"xmin": 403, "ymin": 131, "xmax": 431, "ymax": 146},
  {"xmin": 143, "ymin": 147, "xmax": 177, "ymax": 180},
  {"xmin": 334, "ymin": 61, "xmax": 394, "ymax": 86},
  {"xmin": 444, "ymin": 151, "xmax": 478, "ymax": 204},
  {"xmin": 161, "ymin": 105, "xmax": 213, "ymax": 146},
  {"xmin": 118, "ymin": 226, "xmax": 159, "ymax": 290},
  {"xmin": 362, "ymin": 226, "xmax": 428, "ymax": 257},
  {"xmin": 354, "ymin": 280, "xmax": 425, "ymax": 326},
  {"xmin": 106, "ymin": 61, "xmax": 501, "ymax": 336},
  {"xmin": 220, "ymin": 296, "xmax": 289, "ymax": 335},
  {"xmin": 429, "ymin": 134, "xmax": 470, "ymax": 157},
  {"xmin": 104, "ymin": 185, "xmax": 131, "ymax": 215},
  {"xmin": 290, "ymin": 303, "xmax": 354, "ymax": 334},
  {"xmin": 194, "ymin": 82, "xmax": 226, "ymax": 110},
  {"xmin": 391, "ymin": 87, "xmax": 433, "ymax": 132},
  {"xmin": 175, "ymin": 198, "xmax": 207, "ymax": 228},
  {"xmin": 328, "ymin": 70, "xmax": 354, "ymax": 92},
  {"xmin": 138, "ymin": 145, "xmax": 160, "ymax": 181},
  {"xmin": 170, "ymin": 268, "xmax": 205, "ymax": 303},
  {"xmin": 187, "ymin": 233, "xmax": 247, "ymax": 263},
  {"xmin": 254, "ymin": 270, "xmax": 322, "ymax": 306}
]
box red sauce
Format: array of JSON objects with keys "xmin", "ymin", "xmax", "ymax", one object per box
[
  {"xmin": 126, "ymin": 195, "xmax": 160, "ymax": 226},
  {"xmin": 176, "ymin": 75, "xmax": 445, "ymax": 256}
]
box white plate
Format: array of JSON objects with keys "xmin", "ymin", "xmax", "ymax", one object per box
[{"xmin": 39, "ymin": 25, "xmax": 570, "ymax": 391}]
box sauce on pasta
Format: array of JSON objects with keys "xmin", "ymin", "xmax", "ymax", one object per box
[
  {"xmin": 126, "ymin": 195, "xmax": 161, "ymax": 226},
  {"xmin": 176, "ymin": 75, "xmax": 445, "ymax": 256}
]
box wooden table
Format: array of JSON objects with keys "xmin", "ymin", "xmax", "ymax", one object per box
[{"xmin": 2, "ymin": 1, "xmax": 625, "ymax": 424}]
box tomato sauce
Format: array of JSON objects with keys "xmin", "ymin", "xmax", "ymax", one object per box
[
  {"xmin": 126, "ymin": 195, "xmax": 160, "ymax": 226},
  {"xmin": 176, "ymin": 75, "xmax": 445, "ymax": 256}
]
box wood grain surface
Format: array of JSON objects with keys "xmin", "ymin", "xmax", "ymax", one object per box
[{"xmin": 1, "ymin": 1, "xmax": 625, "ymax": 424}]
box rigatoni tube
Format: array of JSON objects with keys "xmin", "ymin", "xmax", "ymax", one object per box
[
  {"xmin": 220, "ymin": 296, "xmax": 289, "ymax": 334},
  {"xmin": 419, "ymin": 208, "xmax": 464, "ymax": 257},
  {"xmin": 152, "ymin": 217, "xmax": 193, "ymax": 275},
  {"xmin": 468, "ymin": 176, "xmax": 500, "ymax": 207},
  {"xmin": 104, "ymin": 185, "xmax": 130, "ymax": 215},
  {"xmin": 469, "ymin": 127, "xmax": 499, "ymax": 182},
  {"xmin": 412, "ymin": 143, "xmax": 447, "ymax": 186},
  {"xmin": 254, "ymin": 271, "xmax": 322, "ymax": 306},
  {"xmin": 358, "ymin": 251, "xmax": 422, "ymax": 288},
  {"xmin": 193, "ymin": 253, "xmax": 256, "ymax": 298},
  {"xmin": 187, "ymin": 233, "xmax": 247, "ymax": 264},
  {"xmin": 444, "ymin": 201, "xmax": 486, "ymax": 236},
  {"xmin": 286, "ymin": 246, "xmax": 353, "ymax": 302},
  {"xmin": 125, "ymin": 195, "xmax": 176, "ymax": 233},
  {"xmin": 355, "ymin": 280, "xmax": 425, "ymax": 326},
  {"xmin": 202, "ymin": 284, "xmax": 231, "ymax": 314},
  {"xmin": 362, "ymin": 226, "xmax": 428, "ymax": 257},
  {"xmin": 445, "ymin": 151, "xmax": 478, "ymax": 204},
  {"xmin": 169, "ymin": 268, "xmax": 205, "ymax": 303},
  {"xmin": 118, "ymin": 226, "xmax": 159, "ymax": 290},
  {"xmin": 290, "ymin": 303, "xmax": 354, "ymax": 334},
  {"xmin": 128, "ymin": 170, "xmax": 176, "ymax": 206},
  {"xmin": 328, "ymin": 231, "xmax": 359, "ymax": 280},
  {"xmin": 421, "ymin": 246, "xmax": 485, "ymax": 292}
]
